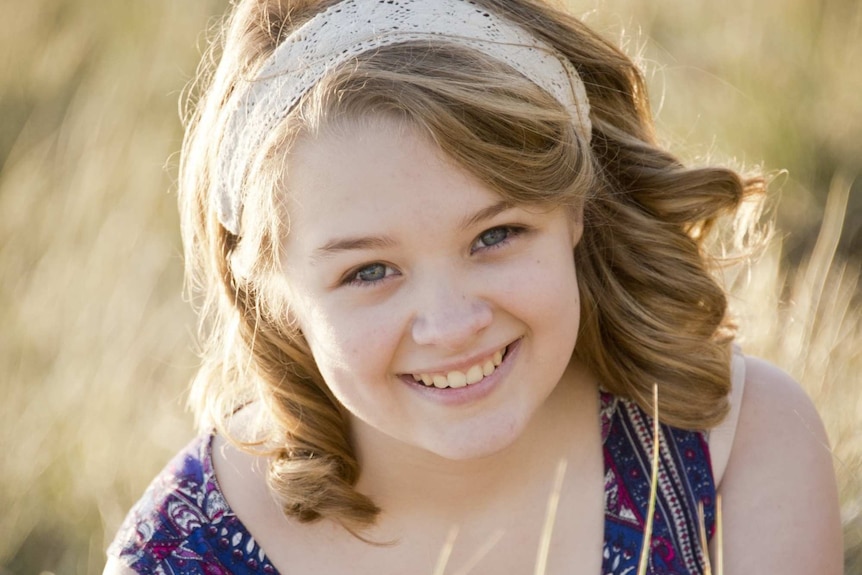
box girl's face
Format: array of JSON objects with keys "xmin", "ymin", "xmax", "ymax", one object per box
[{"xmin": 279, "ymin": 118, "xmax": 582, "ymax": 461}]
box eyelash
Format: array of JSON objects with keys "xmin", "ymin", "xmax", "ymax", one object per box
[
  {"xmin": 470, "ymin": 225, "xmax": 526, "ymax": 254},
  {"xmin": 341, "ymin": 225, "xmax": 528, "ymax": 288},
  {"xmin": 342, "ymin": 262, "xmax": 398, "ymax": 288}
]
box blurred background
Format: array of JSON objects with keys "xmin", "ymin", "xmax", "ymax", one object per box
[{"xmin": 0, "ymin": 0, "xmax": 859, "ymax": 573}]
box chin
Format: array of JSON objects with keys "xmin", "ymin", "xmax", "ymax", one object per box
[{"xmin": 418, "ymin": 414, "xmax": 528, "ymax": 461}]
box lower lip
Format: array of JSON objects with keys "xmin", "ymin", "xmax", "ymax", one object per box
[{"xmin": 400, "ymin": 339, "xmax": 521, "ymax": 407}]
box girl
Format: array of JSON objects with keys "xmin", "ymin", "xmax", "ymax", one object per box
[{"xmin": 106, "ymin": 0, "xmax": 842, "ymax": 573}]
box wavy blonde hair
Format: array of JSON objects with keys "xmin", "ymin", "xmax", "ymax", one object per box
[{"xmin": 179, "ymin": 0, "xmax": 766, "ymax": 531}]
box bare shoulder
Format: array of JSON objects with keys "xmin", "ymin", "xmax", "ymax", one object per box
[
  {"xmin": 717, "ymin": 355, "xmax": 843, "ymax": 573},
  {"xmin": 732, "ymin": 356, "xmax": 833, "ymax": 455}
]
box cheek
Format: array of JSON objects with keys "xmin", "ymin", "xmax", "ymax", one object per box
[
  {"xmin": 506, "ymin": 246, "xmax": 580, "ymax": 324},
  {"xmin": 511, "ymin": 248, "xmax": 581, "ymax": 359},
  {"xmin": 296, "ymin": 298, "xmax": 401, "ymax": 386},
  {"xmin": 537, "ymin": 265, "xmax": 580, "ymax": 339}
]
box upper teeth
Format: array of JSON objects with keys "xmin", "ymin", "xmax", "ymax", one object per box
[{"xmin": 413, "ymin": 348, "xmax": 505, "ymax": 389}]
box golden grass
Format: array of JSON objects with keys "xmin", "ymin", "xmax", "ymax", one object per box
[
  {"xmin": 534, "ymin": 460, "xmax": 568, "ymax": 575},
  {"xmin": 697, "ymin": 497, "xmax": 723, "ymax": 575},
  {"xmin": 0, "ymin": 0, "xmax": 859, "ymax": 573},
  {"xmin": 635, "ymin": 386, "xmax": 661, "ymax": 575}
]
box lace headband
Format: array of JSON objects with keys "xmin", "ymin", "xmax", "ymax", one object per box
[{"xmin": 216, "ymin": 0, "xmax": 592, "ymax": 235}]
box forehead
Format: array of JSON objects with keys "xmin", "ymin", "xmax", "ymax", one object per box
[{"xmin": 281, "ymin": 117, "xmax": 507, "ymax": 246}]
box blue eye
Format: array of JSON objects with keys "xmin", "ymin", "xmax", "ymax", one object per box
[
  {"xmin": 472, "ymin": 226, "xmax": 523, "ymax": 252},
  {"xmin": 345, "ymin": 263, "xmax": 395, "ymax": 286},
  {"xmin": 478, "ymin": 227, "xmax": 509, "ymax": 247},
  {"xmin": 356, "ymin": 263, "xmax": 387, "ymax": 282}
]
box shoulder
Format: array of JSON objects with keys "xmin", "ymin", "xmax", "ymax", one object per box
[
  {"xmin": 732, "ymin": 356, "xmax": 832, "ymax": 467},
  {"xmin": 716, "ymin": 355, "xmax": 843, "ymax": 573}
]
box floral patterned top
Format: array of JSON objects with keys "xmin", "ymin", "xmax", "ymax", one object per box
[{"xmin": 108, "ymin": 392, "xmax": 716, "ymax": 574}]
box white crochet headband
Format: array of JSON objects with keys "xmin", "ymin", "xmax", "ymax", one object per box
[{"xmin": 216, "ymin": 0, "xmax": 592, "ymax": 235}]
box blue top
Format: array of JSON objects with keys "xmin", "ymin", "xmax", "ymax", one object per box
[{"xmin": 109, "ymin": 392, "xmax": 716, "ymax": 574}]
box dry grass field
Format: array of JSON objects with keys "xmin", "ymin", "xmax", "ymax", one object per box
[{"xmin": 0, "ymin": 0, "xmax": 859, "ymax": 573}]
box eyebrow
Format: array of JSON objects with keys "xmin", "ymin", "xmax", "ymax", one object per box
[
  {"xmin": 310, "ymin": 200, "xmax": 514, "ymax": 262},
  {"xmin": 311, "ymin": 235, "xmax": 398, "ymax": 262},
  {"xmin": 458, "ymin": 200, "xmax": 514, "ymax": 230}
]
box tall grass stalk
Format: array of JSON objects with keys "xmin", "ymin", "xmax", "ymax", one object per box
[
  {"xmin": 452, "ymin": 530, "xmax": 506, "ymax": 575},
  {"xmin": 697, "ymin": 497, "xmax": 723, "ymax": 575},
  {"xmin": 433, "ymin": 526, "xmax": 460, "ymax": 575},
  {"xmin": 634, "ymin": 385, "xmax": 661, "ymax": 575},
  {"xmin": 714, "ymin": 496, "xmax": 724, "ymax": 575},
  {"xmin": 534, "ymin": 460, "xmax": 568, "ymax": 575}
]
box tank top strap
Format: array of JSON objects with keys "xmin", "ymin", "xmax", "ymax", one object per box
[{"xmin": 601, "ymin": 390, "xmax": 716, "ymax": 574}]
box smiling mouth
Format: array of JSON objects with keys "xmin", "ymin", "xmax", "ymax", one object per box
[{"xmin": 407, "ymin": 345, "xmax": 510, "ymax": 389}]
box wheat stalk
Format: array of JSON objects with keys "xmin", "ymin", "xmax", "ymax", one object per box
[
  {"xmin": 635, "ymin": 385, "xmax": 725, "ymax": 575},
  {"xmin": 698, "ymin": 494, "xmax": 724, "ymax": 575},
  {"xmin": 533, "ymin": 459, "xmax": 568, "ymax": 575},
  {"xmin": 451, "ymin": 530, "xmax": 506, "ymax": 575},
  {"xmin": 433, "ymin": 525, "xmax": 460, "ymax": 575},
  {"xmin": 634, "ymin": 384, "xmax": 662, "ymax": 575}
]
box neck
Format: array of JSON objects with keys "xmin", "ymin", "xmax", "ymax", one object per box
[{"xmin": 351, "ymin": 360, "xmax": 600, "ymax": 527}]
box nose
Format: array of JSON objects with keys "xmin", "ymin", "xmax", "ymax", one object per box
[{"xmin": 410, "ymin": 276, "xmax": 493, "ymax": 350}]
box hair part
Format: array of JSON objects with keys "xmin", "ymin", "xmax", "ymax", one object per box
[{"xmin": 178, "ymin": 0, "xmax": 767, "ymax": 532}]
